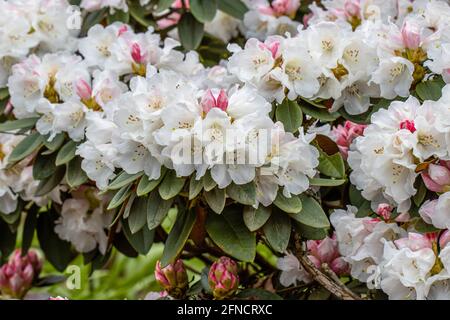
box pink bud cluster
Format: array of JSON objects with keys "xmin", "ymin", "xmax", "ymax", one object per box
[
  {"xmin": 154, "ymin": 259, "xmax": 188, "ymax": 299},
  {"xmin": 307, "ymin": 233, "xmax": 350, "ymax": 276},
  {"xmin": 208, "ymin": 256, "xmax": 240, "ymax": 300},
  {"xmin": 331, "ymin": 121, "xmax": 366, "ymax": 159},
  {"xmin": 0, "ymin": 250, "xmax": 42, "ymax": 299}
]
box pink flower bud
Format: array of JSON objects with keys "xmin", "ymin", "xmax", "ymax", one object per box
[
  {"xmin": 399, "ymin": 119, "xmax": 416, "ymax": 133},
  {"xmin": 201, "ymin": 89, "xmax": 228, "ymax": 114},
  {"xmin": 0, "ymin": 249, "xmax": 42, "ymax": 299},
  {"xmin": 272, "ymin": 0, "xmax": 300, "ymax": 17},
  {"xmin": 131, "ymin": 43, "xmax": 145, "ymax": 64},
  {"xmin": 344, "ymin": 0, "xmax": 361, "ymax": 18},
  {"xmin": 331, "ymin": 121, "xmax": 366, "ymax": 159},
  {"xmin": 303, "ymin": 13, "xmax": 313, "ymax": 27},
  {"xmin": 117, "ymin": 25, "xmax": 128, "ymax": 37},
  {"xmin": 157, "ymin": 12, "xmax": 182, "ymax": 30},
  {"xmin": 376, "ymin": 203, "xmax": 393, "ymax": 221},
  {"xmin": 401, "ymin": 20, "xmax": 421, "ymax": 49},
  {"xmin": 154, "ymin": 260, "xmax": 188, "ymax": 299},
  {"xmin": 306, "ymin": 233, "xmax": 349, "ymax": 276},
  {"xmin": 208, "ymin": 256, "xmax": 239, "ymax": 299},
  {"xmin": 76, "ymin": 79, "xmax": 92, "ymax": 101},
  {"xmin": 429, "ymin": 163, "xmax": 450, "ymax": 186},
  {"xmin": 330, "ymin": 257, "xmax": 350, "ymax": 275}
]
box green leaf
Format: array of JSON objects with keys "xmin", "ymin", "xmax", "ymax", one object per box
[
  {"xmin": 147, "ymin": 192, "xmax": 173, "ymax": 230},
  {"xmin": 226, "ymin": 182, "xmax": 256, "ymax": 206},
  {"xmin": 237, "ymin": 288, "xmax": 283, "ymax": 300},
  {"xmin": 129, "ymin": 2, "xmax": 155, "ymax": 27},
  {"xmin": 293, "ymin": 221, "xmax": 328, "ymax": 240},
  {"xmin": 0, "ymin": 87, "xmax": 9, "ymax": 100},
  {"xmin": 136, "ymin": 172, "xmax": 165, "ymax": 197},
  {"xmin": 37, "ymin": 211, "xmax": 75, "ymax": 272},
  {"xmin": 80, "ymin": 9, "xmax": 108, "ymax": 36},
  {"xmin": 262, "ymin": 209, "xmax": 291, "ymax": 253},
  {"xmin": 9, "ymin": 132, "xmax": 44, "ymax": 163},
  {"xmin": 309, "ymin": 177, "xmax": 346, "ymax": 187},
  {"xmin": 35, "ymin": 165, "xmax": 65, "ymax": 197},
  {"xmin": 413, "ymin": 178, "xmax": 427, "ymax": 207},
  {"xmin": 203, "ymin": 171, "xmax": 217, "ymax": 191},
  {"xmin": 206, "ymin": 205, "xmax": 256, "ymax": 262},
  {"xmin": 178, "ymin": 13, "xmax": 204, "ymax": 50},
  {"xmin": 122, "ymin": 219, "xmax": 155, "ymax": 255},
  {"xmin": 349, "ymin": 184, "xmax": 372, "ymax": 218},
  {"xmin": 217, "ymin": 0, "xmax": 249, "ymax": 19},
  {"xmin": 33, "ymin": 153, "xmax": 57, "ymax": 180},
  {"xmin": 416, "ymin": 78, "xmax": 445, "ymax": 102},
  {"xmin": 160, "ymin": 207, "xmax": 197, "ymax": 267},
  {"xmin": 55, "ymin": 140, "xmax": 77, "ymax": 166},
  {"xmin": 204, "ymin": 188, "xmax": 226, "ymax": 214},
  {"xmin": 107, "ymin": 10, "xmax": 130, "ymax": 24},
  {"xmin": 290, "ymin": 195, "xmax": 330, "ymax": 229},
  {"xmin": 191, "ymin": 0, "xmax": 217, "ymax": 22},
  {"xmin": 317, "ymin": 150, "xmax": 345, "ymax": 179},
  {"xmin": 157, "ymin": 0, "xmax": 175, "ymax": 11},
  {"xmin": 127, "ymin": 196, "xmax": 148, "ymax": 234},
  {"xmin": 299, "ymin": 100, "xmax": 340, "ymax": 121},
  {"xmin": 108, "ymin": 171, "xmax": 143, "ymax": 190},
  {"xmin": 276, "ymin": 99, "xmax": 303, "ymax": 133},
  {"xmin": 22, "ymin": 206, "xmax": 38, "ymax": 254},
  {"xmin": 107, "ymin": 185, "xmax": 132, "ymax": 210},
  {"xmin": 274, "ymin": 193, "xmax": 302, "ymax": 214},
  {"xmin": 0, "ymin": 117, "xmax": 39, "ymax": 132},
  {"xmin": 159, "ymin": 171, "xmax": 186, "ymax": 200},
  {"xmin": 0, "ymin": 201, "xmax": 22, "ymax": 225},
  {"xmin": 243, "ymin": 206, "xmax": 271, "ymax": 232},
  {"xmin": 66, "ymin": 157, "xmax": 88, "ymax": 188},
  {"xmin": 414, "ymin": 218, "xmax": 441, "ymax": 233},
  {"xmin": 189, "ymin": 177, "xmax": 203, "ymax": 200},
  {"xmin": 0, "ymin": 219, "xmax": 16, "ymax": 262},
  {"xmin": 43, "ymin": 133, "xmax": 65, "ymax": 154}
]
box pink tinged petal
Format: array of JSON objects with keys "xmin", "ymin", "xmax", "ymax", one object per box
[
  {"xmin": 401, "ymin": 20, "xmax": 421, "ymax": 49},
  {"xmin": 117, "ymin": 25, "xmax": 128, "ymax": 36},
  {"xmin": 419, "ymin": 199, "xmax": 437, "ymax": 224},
  {"xmin": 267, "ymin": 41, "xmax": 281, "ymax": 59},
  {"xmin": 258, "ymin": 6, "xmax": 275, "ymax": 16},
  {"xmin": 303, "ymin": 13, "xmax": 313, "ymax": 26},
  {"xmin": 394, "ymin": 212, "xmax": 410, "ymax": 222},
  {"xmin": 429, "ymin": 163, "xmax": 450, "ymax": 186},
  {"xmin": 440, "ymin": 230, "xmax": 450, "ymax": 249},
  {"xmin": 76, "ymin": 79, "xmax": 92, "ymax": 100},
  {"xmin": 399, "ymin": 119, "xmax": 416, "ymax": 133},
  {"xmin": 344, "ymin": 0, "xmax": 361, "ymax": 18},
  {"xmin": 4, "ymin": 99, "xmax": 13, "ymax": 115},
  {"xmin": 316, "ymin": 237, "xmax": 339, "ymax": 263},
  {"xmin": 330, "ymin": 257, "xmax": 350, "ymax": 276},
  {"xmin": 376, "ymin": 203, "xmax": 393, "ymax": 221},
  {"xmin": 307, "ymin": 255, "xmax": 321, "ymax": 268},
  {"xmin": 201, "ymin": 89, "xmax": 216, "ymax": 114},
  {"xmin": 216, "ymin": 90, "xmax": 229, "ymax": 111},
  {"xmin": 422, "ymin": 173, "xmax": 445, "ymax": 192}
]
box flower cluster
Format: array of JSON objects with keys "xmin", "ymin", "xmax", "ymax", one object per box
[{"xmin": 228, "ymin": 0, "xmax": 450, "ymax": 115}]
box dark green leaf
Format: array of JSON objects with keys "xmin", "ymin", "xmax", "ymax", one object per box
[
  {"xmin": 299, "ymin": 100, "xmax": 340, "ymax": 121},
  {"xmin": 66, "ymin": 157, "xmax": 88, "ymax": 188},
  {"xmin": 309, "ymin": 177, "xmax": 346, "ymax": 187},
  {"xmin": 55, "ymin": 140, "xmax": 77, "ymax": 166},
  {"xmin": 108, "ymin": 171, "xmax": 143, "ymax": 190},
  {"xmin": 122, "ymin": 218, "xmax": 155, "ymax": 255},
  {"xmin": 237, "ymin": 288, "xmax": 282, "ymax": 300},
  {"xmin": 107, "ymin": 185, "xmax": 132, "ymax": 210},
  {"xmin": 43, "ymin": 133, "xmax": 65, "ymax": 154},
  {"xmin": 191, "ymin": 0, "xmax": 217, "ymax": 22},
  {"xmin": 35, "ymin": 165, "xmax": 65, "ymax": 196},
  {"xmin": 9, "ymin": 132, "xmax": 44, "ymax": 164},
  {"xmin": 203, "ymin": 171, "xmax": 217, "ymax": 191},
  {"xmin": 157, "ymin": 0, "xmax": 175, "ymax": 11},
  {"xmin": 290, "ymin": 195, "xmax": 330, "ymax": 228},
  {"xmin": 226, "ymin": 182, "xmax": 256, "ymax": 206},
  {"xmin": 178, "ymin": 13, "xmax": 204, "ymax": 50},
  {"xmin": 262, "ymin": 210, "xmax": 291, "ymax": 253},
  {"xmin": 293, "ymin": 221, "xmax": 328, "ymax": 240},
  {"xmin": 416, "ymin": 78, "xmax": 445, "ymax": 101},
  {"xmin": 129, "ymin": 2, "xmax": 155, "ymax": 27},
  {"xmin": 37, "ymin": 211, "xmax": 75, "ymax": 272},
  {"xmin": 147, "ymin": 192, "xmax": 173, "ymax": 230},
  {"xmin": 22, "ymin": 206, "xmax": 38, "ymax": 254},
  {"xmin": 217, "ymin": 0, "xmax": 249, "ymax": 19},
  {"xmin": 127, "ymin": 195, "xmax": 148, "ymax": 234},
  {"xmin": 276, "ymin": 99, "xmax": 303, "ymax": 133},
  {"xmin": 0, "ymin": 118, "xmax": 39, "ymax": 132},
  {"xmin": 349, "ymin": 184, "xmax": 372, "ymax": 218},
  {"xmin": 243, "ymin": 206, "xmax": 271, "ymax": 231},
  {"xmin": 317, "ymin": 150, "xmax": 345, "ymax": 179},
  {"xmin": 160, "ymin": 207, "xmax": 197, "ymax": 267},
  {"xmin": 33, "ymin": 153, "xmax": 57, "ymax": 180},
  {"xmin": 206, "ymin": 205, "xmax": 256, "ymax": 261},
  {"xmin": 80, "ymin": 9, "xmax": 108, "ymax": 37},
  {"xmin": 159, "ymin": 171, "xmax": 186, "ymax": 200},
  {"xmin": 137, "ymin": 171, "xmax": 165, "ymax": 197},
  {"xmin": 189, "ymin": 177, "xmax": 203, "ymax": 200},
  {"xmin": 204, "ymin": 188, "xmax": 226, "ymax": 214},
  {"xmin": 0, "ymin": 219, "xmax": 16, "ymax": 261},
  {"xmin": 107, "ymin": 10, "xmax": 130, "ymax": 24},
  {"xmin": 413, "ymin": 178, "xmax": 427, "ymax": 207},
  {"xmin": 274, "ymin": 192, "xmax": 302, "ymax": 214}
]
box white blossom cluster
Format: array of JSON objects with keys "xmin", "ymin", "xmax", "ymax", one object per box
[
  {"xmin": 331, "ymin": 205, "xmax": 450, "ymax": 300},
  {"xmin": 228, "ymin": 0, "xmax": 450, "ymax": 115},
  {"xmin": 0, "ymin": 0, "xmax": 79, "ymax": 87}
]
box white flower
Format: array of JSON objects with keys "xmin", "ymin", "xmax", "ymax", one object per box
[
  {"xmin": 277, "ymin": 253, "xmax": 311, "ymax": 287},
  {"xmin": 205, "ymin": 11, "xmax": 240, "ymax": 43},
  {"xmin": 371, "ymin": 56, "xmax": 414, "ymax": 99}
]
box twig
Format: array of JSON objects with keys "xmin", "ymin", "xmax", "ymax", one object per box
[{"xmin": 294, "ymin": 235, "xmax": 361, "ymax": 300}]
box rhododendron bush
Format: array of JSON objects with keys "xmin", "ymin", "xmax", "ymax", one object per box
[{"xmin": 1, "ymin": 0, "xmax": 450, "ymax": 301}]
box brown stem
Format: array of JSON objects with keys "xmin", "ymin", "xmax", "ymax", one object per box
[{"xmin": 294, "ymin": 235, "xmax": 361, "ymax": 300}]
